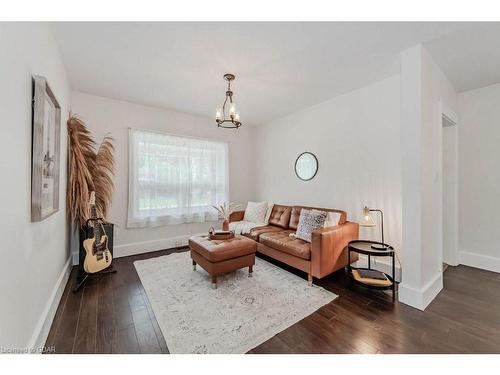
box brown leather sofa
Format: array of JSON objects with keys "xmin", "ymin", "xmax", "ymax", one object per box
[{"xmin": 229, "ymin": 204, "xmax": 359, "ymax": 285}]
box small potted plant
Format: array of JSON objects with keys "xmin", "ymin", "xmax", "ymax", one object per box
[{"xmin": 212, "ymin": 202, "xmax": 241, "ymax": 231}]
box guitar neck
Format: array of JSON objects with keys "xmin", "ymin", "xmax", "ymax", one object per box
[{"xmin": 90, "ymin": 205, "xmax": 101, "ymax": 242}]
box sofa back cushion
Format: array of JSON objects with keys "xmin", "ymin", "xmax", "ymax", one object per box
[
  {"xmin": 268, "ymin": 204, "xmax": 292, "ymax": 228},
  {"xmin": 289, "ymin": 206, "xmax": 347, "ymax": 230}
]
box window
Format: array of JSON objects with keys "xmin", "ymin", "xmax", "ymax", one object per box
[{"xmin": 127, "ymin": 129, "xmax": 229, "ymax": 228}]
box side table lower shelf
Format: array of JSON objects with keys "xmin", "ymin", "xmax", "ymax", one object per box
[
  {"xmin": 351, "ymin": 268, "xmax": 393, "ymax": 287},
  {"xmin": 347, "ymin": 240, "xmax": 397, "ymax": 302}
]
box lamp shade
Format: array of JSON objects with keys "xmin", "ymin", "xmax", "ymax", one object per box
[{"xmin": 359, "ymin": 206, "xmax": 376, "ymax": 227}]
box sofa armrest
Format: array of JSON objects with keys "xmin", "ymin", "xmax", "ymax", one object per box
[
  {"xmin": 310, "ymin": 221, "xmax": 359, "ymax": 278},
  {"xmin": 229, "ymin": 210, "xmax": 245, "ymax": 223}
]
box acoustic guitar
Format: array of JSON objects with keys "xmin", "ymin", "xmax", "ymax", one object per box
[{"xmin": 83, "ymin": 192, "xmax": 113, "ymax": 273}]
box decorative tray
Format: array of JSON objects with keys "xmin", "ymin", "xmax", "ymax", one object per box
[{"xmin": 208, "ymin": 229, "xmax": 235, "ymax": 241}]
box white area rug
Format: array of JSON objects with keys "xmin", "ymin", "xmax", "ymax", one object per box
[{"xmin": 134, "ymin": 251, "xmax": 337, "ymax": 354}]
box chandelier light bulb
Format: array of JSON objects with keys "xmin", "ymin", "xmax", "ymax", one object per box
[
  {"xmin": 235, "ymin": 113, "xmax": 240, "ymax": 121},
  {"xmin": 229, "ymin": 104, "xmax": 236, "ymax": 116},
  {"xmin": 216, "ymin": 109, "xmax": 221, "ymax": 120}
]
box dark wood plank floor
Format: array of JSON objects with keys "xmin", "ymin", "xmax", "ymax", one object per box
[{"xmin": 45, "ymin": 248, "xmax": 500, "ymax": 354}]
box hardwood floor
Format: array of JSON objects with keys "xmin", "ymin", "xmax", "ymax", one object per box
[{"xmin": 45, "ymin": 248, "xmax": 500, "ymax": 354}]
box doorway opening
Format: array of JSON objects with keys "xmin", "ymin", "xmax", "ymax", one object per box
[{"xmin": 442, "ymin": 113, "xmax": 458, "ymax": 270}]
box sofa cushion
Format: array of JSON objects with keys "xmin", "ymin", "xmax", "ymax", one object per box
[
  {"xmin": 242, "ymin": 225, "xmax": 282, "ymax": 241},
  {"xmin": 289, "ymin": 206, "xmax": 303, "ymax": 230},
  {"xmin": 296, "ymin": 209, "xmax": 327, "ymax": 243},
  {"xmin": 268, "ymin": 204, "xmax": 292, "ymax": 228},
  {"xmin": 243, "ymin": 201, "xmax": 268, "ymax": 224},
  {"xmin": 259, "ymin": 230, "xmax": 311, "ymax": 260},
  {"xmin": 290, "ymin": 206, "xmax": 346, "ymax": 230}
]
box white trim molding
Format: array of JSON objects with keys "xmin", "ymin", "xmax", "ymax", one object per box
[
  {"xmin": 398, "ymin": 271, "xmax": 443, "ymax": 311},
  {"xmin": 28, "ymin": 256, "xmax": 72, "ymax": 352},
  {"xmin": 72, "ymin": 233, "xmax": 201, "ymax": 264},
  {"xmin": 440, "ymin": 99, "xmax": 459, "ymax": 125},
  {"xmin": 72, "ymin": 251, "xmax": 79, "ymax": 266},
  {"xmin": 114, "ymin": 234, "xmax": 194, "ymax": 258},
  {"xmin": 460, "ymin": 250, "xmax": 500, "ymax": 273}
]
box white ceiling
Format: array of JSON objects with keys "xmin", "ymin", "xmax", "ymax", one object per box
[
  {"xmin": 425, "ymin": 23, "xmax": 500, "ymax": 92},
  {"xmin": 52, "ymin": 22, "xmax": 500, "ymax": 125}
]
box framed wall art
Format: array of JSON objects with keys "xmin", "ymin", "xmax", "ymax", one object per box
[{"xmin": 31, "ymin": 75, "xmax": 61, "ymax": 222}]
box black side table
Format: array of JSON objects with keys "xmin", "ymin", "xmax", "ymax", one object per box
[{"xmin": 347, "ymin": 240, "xmax": 397, "ymax": 302}]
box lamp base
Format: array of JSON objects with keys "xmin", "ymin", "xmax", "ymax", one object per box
[{"xmin": 371, "ymin": 244, "xmax": 390, "ymax": 251}]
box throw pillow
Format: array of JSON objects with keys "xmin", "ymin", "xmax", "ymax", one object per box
[
  {"xmin": 296, "ymin": 209, "xmax": 327, "ymax": 243},
  {"xmin": 243, "ymin": 201, "xmax": 268, "ymax": 224},
  {"xmin": 324, "ymin": 211, "xmax": 341, "ymax": 227},
  {"xmin": 313, "ymin": 210, "xmax": 341, "ymax": 227},
  {"xmin": 264, "ymin": 203, "xmax": 274, "ymax": 225}
]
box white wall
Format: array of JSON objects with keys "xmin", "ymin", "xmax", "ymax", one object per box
[
  {"xmin": 399, "ymin": 45, "xmax": 458, "ymax": 310},
  {"xmin": 254, "ymin": 76, "xmax": 402, "ymax": 252},
  {"xmin": 458, "ymin": 83, "xmax": 500, "ymax": 273},
  {"xmin": 0, "ymin": 23, "xmax": 71, "ymax": 349},
  {"xmin": 70, "ymin": 92, "xmax": 256, "ymax": 258}
]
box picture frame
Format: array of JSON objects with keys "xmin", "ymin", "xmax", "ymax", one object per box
[{"xmin": 31, "ymin": 75, "xmax": 61, "ymax": 222}]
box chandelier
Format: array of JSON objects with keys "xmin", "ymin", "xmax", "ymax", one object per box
[{"xmin": 215, "ymin": 73, "xmax": 242, "ymax": 129}]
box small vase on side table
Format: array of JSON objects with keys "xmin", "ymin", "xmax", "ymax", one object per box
[{"xmin": 222, "ymin": 219, "xmax": 229, "ymax": 231}]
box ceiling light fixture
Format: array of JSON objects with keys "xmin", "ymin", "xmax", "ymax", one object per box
[{"xmin": 216, "ymin": 73, "xmax": 242, "ymax": 129}]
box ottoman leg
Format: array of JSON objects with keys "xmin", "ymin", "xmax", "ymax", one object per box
[
  {"xmin": 248, "ymin": 265, "xmax": 253, "ymax": 277},
  {"xmin": 212, "ymin": 276, "xmax": 217, "ymax": 289},
  {"xmin": 192, "ymin": 260, "xmax": 196, "ymax": 271}
]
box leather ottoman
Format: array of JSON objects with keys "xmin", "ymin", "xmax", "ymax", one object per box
[{"xmin": 189, "ymin": 235, "xmax": 257, "ymax": 289}]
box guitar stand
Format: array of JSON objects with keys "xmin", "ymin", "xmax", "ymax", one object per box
[
  {"xmin": 73, "ymin": 267, "xmax": 117, "ymax": 293},
  {"xmin": 72, "ymin": 217, "xmax": 117, "ymax": 293}
]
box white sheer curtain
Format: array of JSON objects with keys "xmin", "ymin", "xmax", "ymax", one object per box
[{"xmin": 127, "ymin": 129, "xmax": 229, "ymax": 228}]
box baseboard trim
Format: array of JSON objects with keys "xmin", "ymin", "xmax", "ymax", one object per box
[
  {"xmin": 398, "ymin": 271, "xmax": 443, "ymax": 311},
  {"xmin": 460, "ymin": 250, "xmax": 500, "ymax": 273},
  {"xmin": 114, "ymin": 234, "xmax": 195, "ymax": 258},
  {"xmin": 72, "ymin": 233, "xmax": 203, "ymax": 264},
  {"xmin": 354, "ymin": 254, "xmax": 402, "ymax": 282},
  {"xmin": 28, "ymin": 256, "xmax": 72, "ymax": 352},
  {"xmin": 72, "ymin": 251, "xmax": 79, "ymax": 266}
]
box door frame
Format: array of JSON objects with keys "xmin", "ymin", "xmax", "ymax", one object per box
[{"xmin": 440, "ymin": 100, "xmax": 459, "ymax": 267}]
